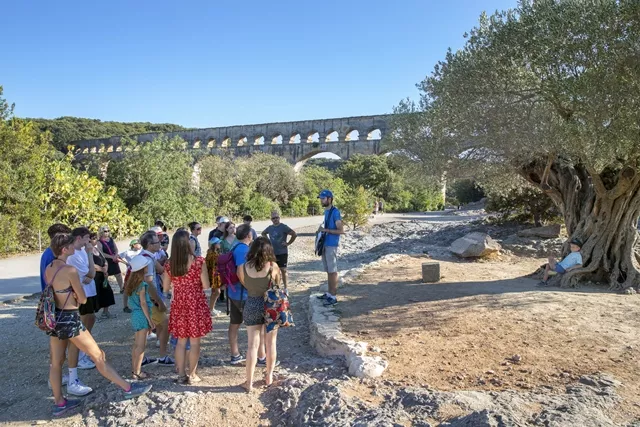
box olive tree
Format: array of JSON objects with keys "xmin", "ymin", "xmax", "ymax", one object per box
[{"xmin": 389, "ymin": 0, "xmax": 640, "ymax": 289}]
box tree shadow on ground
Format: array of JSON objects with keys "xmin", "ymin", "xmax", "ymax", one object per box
[{"xmin": 336, "ymin": 273, "xmax": 613, "ymax": 338}]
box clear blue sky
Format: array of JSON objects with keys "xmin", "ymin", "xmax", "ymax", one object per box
[{"xmin": 2, "ymin": 0, "xmax": 515, "ymax": 128}]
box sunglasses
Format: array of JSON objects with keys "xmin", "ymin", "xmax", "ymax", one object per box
[
  {"xmin": 271, "ymin": 217, "xmax": 280, "ymax": 220},
  {"xmin": 103, "ymin": 230, "xmax": 110, "ymax": 232},
  {"xmin": 195, "ymin": 227, "xmax": 202, "ymax": 230}
]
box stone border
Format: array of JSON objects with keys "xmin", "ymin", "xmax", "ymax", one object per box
[
  {"xmin": 1, "ymin": 291, "xmax": 41, "ymax": 306},
  {"xmin": 308, "ymin": 254, "xmax": 411, "ymax": 378}
]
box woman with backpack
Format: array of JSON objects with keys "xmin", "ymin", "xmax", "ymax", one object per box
[
  {"xmin": 236, "ymin": 237, "xmax": 282, "ymax": 392},
  {"xmin": 162, "ymin": 229, "xmax": 212, "ymax": 385},
  {"xmin": 42, "ymin": 234, "xmax": 151, "ymax": 417}
]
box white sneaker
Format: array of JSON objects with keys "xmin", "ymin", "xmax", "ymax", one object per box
[
  {"xmin": 147, "ymin": 332, "xmax": 157, "ymax": 341},
  {"xmin": 211, "ymin": 309, "xmax": 222, "ymax": 317},
  {"xmin": 47, "ymin": 374, "xmax": 69, "ymax": 389},
  {"xmin": 78, "ymin": 355, "xmax": 96, "ymax": 370},
  {"xmin": 67, "ymin": 378, "xmax": 93, "ymax": 396},
  {"xmin": 156, "ymin": 340, "xmax": 160, "ymax": 348}
]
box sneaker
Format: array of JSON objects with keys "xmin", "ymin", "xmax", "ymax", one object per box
[
  {"xmin": 156, "ymin": 340, "xmax": 160, "ymax": 348},
  {"xmin": 323, "ymin": 296, "xmax": 338, "ymax": 307},
  {"xmin": 123, "ymin": 307, "xmax": 132, "ymax": 313},
  {"xmin": 537, "ymin": 280, "xmax": 548, "ymax": 287},
  {"xmin": 141, "ymin": 356, "xmax": 158, "ymax": 367},
  {"xmin": 48, "ymin": 374, "xmax": 69, "ymax": 389},
  {"xmin": 316, "ymin": 292, "xmax": 328, "ymax": 300},
  {"xmin": 67, "ymin": 378, "xmax": 93, "ymax": 396},
  {"xmin": 147, "ymin": 332, "xmax": 157, "ymax": 341},
  {"xmin": 78, "ymin": 355, "xmax": 96, "ymax": 370},
  {"xmin": 210, "ymin": 309, "xmax": 222, "ymax": 317},
  {"xmin": 256, "ymin": 357, "xmax": 281, "ymax": 368},
  {"xmin": 157, "ymin": 356, "xmax": 175, "ymax": 367},
  {"xmin": 52, "ymin": 398, "xmax": 82, "ymax": 417},
  {"xmin": 124, "ymin": 383, "xmax": 152, "ymax": 400},
  {"xmin": 229, "ymin": 354, "xmax": 246, "ymax": 365}
]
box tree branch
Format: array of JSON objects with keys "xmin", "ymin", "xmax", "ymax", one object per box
[{"xmin": 586, "ymin": 166, "xmax": 607, "ymax": 197}]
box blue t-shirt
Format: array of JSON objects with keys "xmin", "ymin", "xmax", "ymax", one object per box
[
  {"xmin": 324, "ymin": 207, "xmax": 342, "ymax": 247},
  {"xmin": 228, "ymin": 242, "xmax": 249, "ymax": 301},
  {"xmin": 559, "ymin": 251, "xmax": 582, "ymax": 270},
  {"xmin": 40, "ymin": 247, "xmax": 56, "ymax": 291}
]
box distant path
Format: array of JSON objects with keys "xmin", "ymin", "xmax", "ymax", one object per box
[{"xmin": 0, "ymin": 211, "xmax": 468, "ymax": 302}]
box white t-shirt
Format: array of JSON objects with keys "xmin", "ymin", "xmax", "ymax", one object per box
[
  {"xmin": 119, "ymin": 249, "xmax": 141, "ymax": 264},
  {"xmin": 67, "ymin": 248, "xmax": 96, "ymax": 298}
]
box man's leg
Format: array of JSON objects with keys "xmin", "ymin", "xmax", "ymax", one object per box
[
  {"xmin": 229, "ymin": 323, "xmax": 241, "ymax": 356},
  {"xmin": 281, "ymin": 268, "xmax": 288, "ymax": 289},
  {"xmin": 328, "ymin": 272, "xmax": 339, "ymax": 296},
  {"xmin": 228, "ymin": 299, "xmax": 245, "ymax": 362}
]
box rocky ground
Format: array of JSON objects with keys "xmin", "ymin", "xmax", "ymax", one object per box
[{"xmin": 2, "ymin": 211, "xmax": 636, "ymax": 426}]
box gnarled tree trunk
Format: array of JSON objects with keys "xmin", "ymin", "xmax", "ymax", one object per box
[{"xmin": 521, "ymin": 159, "xmax": 640, "ymax": 290}]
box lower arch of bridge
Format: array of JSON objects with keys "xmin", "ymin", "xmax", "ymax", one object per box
[{"xmin": 293, "ymin": 150, "xmax": 342, "ymax": 172}]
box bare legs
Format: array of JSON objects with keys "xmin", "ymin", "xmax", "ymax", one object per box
[
  {"xmin": 50, "ymin": 339, "xmax": 69, "ymax": 405},
  {"xmin": 229, "ymin": 323, "xmax": 241, "ymax": 357},
  {"xmin": 328, "ymin": 272, "xmax": 339, "ymax": 296},
  {"xmin": 209, "ymin": 287, "xmax": 221, "ymax": 312},
  {"xmin": 264, "ymin": 327, "xmax": 279, "ymax": 386},
  {"xmin": 132, "ymin": 329, "xmax": 147, "ymax": 376},
  {"xmin": 156, "ymin": 318, "xmax": 169, "ymax": 358},
  {"xmin": 69, "ymin": 330, "xmax": 130, "ymax": 390},
  {"xmin": 244, "ymin": 325, "xmax": 261, "ymax": 392},
  {"xmin": 281, "ymin": 268, "xmax": 288, "ymax": 289},
  {"xmin": 175, "ymin": 337, "xmax": 201, "ymax": 379},
  {"xmin": 543, "ymin": 257, "xmax": 558, "ymax": 282}
]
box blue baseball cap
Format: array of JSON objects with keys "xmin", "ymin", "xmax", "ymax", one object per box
[
  {"xmin": 209, "ymin": 237, "xmax": 221, "ymax": 246},
  {"xmin": 318, "ymin": 190, "xmax": 334, "ymax": 199}
]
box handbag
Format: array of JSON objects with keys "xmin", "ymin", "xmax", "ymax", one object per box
[{"xmin": 263, "ymin": 267, "xmax": 294, "ymax": 333}]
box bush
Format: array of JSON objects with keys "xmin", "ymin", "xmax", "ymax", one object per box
[
  {"xmin": 342, "ymin": 186, "xmax": 371, "ymax": 229},
  {"xmin": 288, "ymin": 196, "xmax": 310, "ymax": 217},
  {"xmin": 450, "ymin": 179, "xmax": 484, "ymax": 204},
  {"xmin": 486, "ymin": 186, "xmax": 559, "ymax": 226},
  {"xmin": 240, "ymin": 193, "xmax": 279, "ymax": 220}
]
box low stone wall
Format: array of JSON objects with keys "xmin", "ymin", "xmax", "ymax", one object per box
[{"xmin": 307, "ymin": 253, "xmax": 412, "ymax": 378}]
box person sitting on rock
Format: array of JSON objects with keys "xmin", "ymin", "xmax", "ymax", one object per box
[{"xmin": 539, "ymin": 237, "xmax": 583, "ymax": 286}]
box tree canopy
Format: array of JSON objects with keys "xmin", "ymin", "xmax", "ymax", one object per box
[
  {"xmin": 388, "ymin": 0, "xmax": 640, "ymax": 289},
  {"xmin": 30, "ymin": 116, "xmax": 186, "ymax": 151}
]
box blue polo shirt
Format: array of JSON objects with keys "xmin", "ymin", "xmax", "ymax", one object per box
[
  {"xmin": 40, "ymin": 247, "xmax": 56, "ymax": 291},
  {"xmin": 324, "ymin": 207, "xmax": 342, "ymax": 247},
  {"xmin": 228, "ymin": 242, "xmax": 249, "ymax": 301}
]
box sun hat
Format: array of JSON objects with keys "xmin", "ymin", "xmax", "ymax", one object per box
[
  {"xmin": 209, "ymin": 237, "xmax": 222, "ymax": 246},
  {"xmin": 149, "ymin": 225, "xmax": 166, "ymax": 234},
  {"xmin": 569, "ymin": 237, "xmax": 583, "ymax": 248},
  {"xmin": 129, "ymin": 255, "xmax": 150, "ymax": 272},
  {"xmin": 129, "ymin": 239, "xmax": 140, "ymax": 247},
  {"xmin": 218, "ymin": 216, "xmax": 230, "ymax": 224},
  {"xmin": 318, "ymin": 190, "xmax": 334, "ymax": 199}
]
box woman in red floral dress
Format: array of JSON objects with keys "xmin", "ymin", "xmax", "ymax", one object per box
[{"xmin": 162, "ymin": 230, "xmax": 211, "ymax": 385}]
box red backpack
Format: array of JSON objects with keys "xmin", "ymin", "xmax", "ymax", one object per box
[{"xmin": 217, "ymin": 244, "xmax": 240, "ymax": 291}]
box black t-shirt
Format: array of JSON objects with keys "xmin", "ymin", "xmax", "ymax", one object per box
[{"xmin": 208, "ymin": 228, "xmax": 224, "ymax": 241}]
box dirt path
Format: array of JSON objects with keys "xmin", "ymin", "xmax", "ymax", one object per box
[
  {"xmin": 339, "ymin": 255, "xmax": 640, "ymax": 425},
  {"xmin": 1, "ymin": 213, "xmax": 452, "ymax": 426}
]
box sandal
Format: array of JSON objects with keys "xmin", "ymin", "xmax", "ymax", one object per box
[
  {"xmin": 189, "ymin": 374, "xmax": 202, "ymax": 384},
  {"xmin": 175, "ymin": 375, "xmax": 189, "ymax": 385},
  {"xmin": 132, "ymin": 371, "xmax": 149, "ymax": 380}
]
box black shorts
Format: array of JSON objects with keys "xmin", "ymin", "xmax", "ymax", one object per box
[
  {"xmin": 47, "ymin": 309, "xmax": 86, "ymax": 340},
  {"xmin": 275, "ymin": 254, "xmax": 288, "ymax": 269},
  {"xmin": 79, "ymin": 295, "xmax": 99, "ymax": 316},
  {"xmin": 229, "ymin": 298, "xmax": 244, "ymax": 325}
]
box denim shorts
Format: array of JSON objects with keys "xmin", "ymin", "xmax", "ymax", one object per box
[{"xmin": 554, "ymin": 264, "xmax": 566, "ymax": 274}]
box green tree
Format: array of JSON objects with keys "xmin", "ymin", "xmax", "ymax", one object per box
[
  {"xmin": 105, "ymin": 136, "xmax": 200, "ymax": 228},
  {"xmin": 0, "ymin": 87, "xmax": 51, "ymax": 252},
  {"xmin": 43, "ymin": 156, "xmax": 142, "ymax": 238},
  {"xmin": 450, "ymin": 179, "xmax": 485, "ymax": 205},
  {"xmin": 337, "ymin": 154, "xmax": 395, "ymax": 198},
  {"xmin": 30, "ymin": 116, "xmax": 186, "ymax": 151},
  {"xmin": 342, "ymin": 186, "xmax": 371, "ymax": 229}
]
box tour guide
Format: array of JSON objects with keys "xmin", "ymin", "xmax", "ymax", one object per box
[{"xmin": 316, "ymin": 190, "xmax": 344, "ymax": 306}]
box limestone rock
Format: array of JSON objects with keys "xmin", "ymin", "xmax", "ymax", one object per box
[
  {"xmin": 517, "ymin": 224, "xmax": 561, "ymax": 239},
  {"xmin": 422, "ymin": 261, "xmax": 440, "ymax": 283},
  {"xmin": 347, "ymin": 353, "xmax": 389, "ymax": 379},
  {"xmin": 449, "ymin": 232, "xmax": 501, "ymax": 258}
]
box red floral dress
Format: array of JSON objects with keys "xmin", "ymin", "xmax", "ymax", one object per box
[{"xmin": 166, "ymin": 257, "xmax": 212, "ymax": 339}]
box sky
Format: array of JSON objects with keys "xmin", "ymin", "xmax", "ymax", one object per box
[{"xmin": 2, "ymin": 0, "xmax": 516, "ymax": 129}]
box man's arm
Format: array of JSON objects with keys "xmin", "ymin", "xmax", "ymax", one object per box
[
  {"xmin": 236, "ymin": 264, "xmax": 245, "ymax": 286},
  {"xmin": 286, "ymin": 229, "xmax": 298, "ymax": 246},
  {"xmin": 261, "ymin": 226, "xmax": 270, "ymax": 237}
]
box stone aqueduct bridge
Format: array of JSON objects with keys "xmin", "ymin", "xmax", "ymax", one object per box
[{"xmin": 71, "ymin": 114, "xmax": 391, "ymax": 170}]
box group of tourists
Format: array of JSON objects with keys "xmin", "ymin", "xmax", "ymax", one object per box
[{"xmin": 38, "ymin": 190, "xmax": 344, "ymax": 417}]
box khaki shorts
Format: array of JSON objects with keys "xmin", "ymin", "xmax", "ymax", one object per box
[
  {"xmin": 322, "ymin": 246, "xmax": 339, "ymax": 274},
  {"xmin": 151, "ymin": 305, "xmax": 167, "ymax": 325}
]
